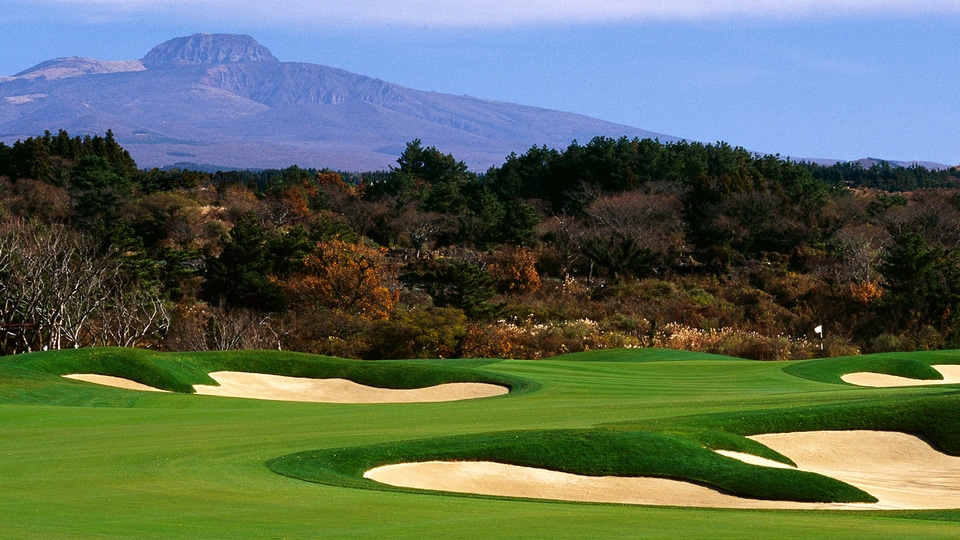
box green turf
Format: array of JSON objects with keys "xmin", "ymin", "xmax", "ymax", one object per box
[
  {"xmin": 268, "ymin": 428, "xmax": 873, "ymax": 503},
  {"xmin": 1, "ymin": 347, "xmax": 536, "ymax": 401},
  {"xmin": 2, "ymin": 347, "xmax": 960, "ymax": 538},
  {"xmin": 552, "ymin": 348, "xmax": 744, "ymax": 363},
  {"xmin": 783, "ymin": 351, "xmax": 960, "ymax": 385}
]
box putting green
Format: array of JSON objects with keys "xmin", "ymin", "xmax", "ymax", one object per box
[{"xmin": 3, "ymin": 347, "xmax": 960, "ymax": 538}]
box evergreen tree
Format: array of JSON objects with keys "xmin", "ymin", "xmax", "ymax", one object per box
[
  {"xmin": 876, "ymin": 230, "xmax": 960, "ymax": 342},
  {"xmin": 401, "ymin": 259, "xmax": 503, "ymax": 319},
  {"xmin": 202, "ymin": 213, "xmax": 287, "ymax": 312},
  {"xmin": 69, "ymin": 155, "xmax": 132, "ymax": 226}
]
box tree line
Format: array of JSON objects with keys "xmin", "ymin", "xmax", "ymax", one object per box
[{"xmin": 1, "ymin": 130, "xmax": 959, "ymax": 358}]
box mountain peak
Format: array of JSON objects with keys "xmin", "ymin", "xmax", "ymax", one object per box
[
  {"xmin": 141, "ymin": 33, "xmax": 278, "ymax": 68},
  {"xmin": 1, "ymin": 33, "xmax": 674, "ymax": 170}
]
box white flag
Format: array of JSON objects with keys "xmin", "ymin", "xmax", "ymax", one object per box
[{"xmin": 814, "ymin": 325, "xmax": 823, "ymax": 335}]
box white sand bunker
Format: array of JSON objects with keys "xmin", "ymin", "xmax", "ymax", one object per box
[
  {"xmin": 750, "ymin": 430, "xmax": 960, "ymax": 509},
  {"xmin": 62, "ymin": 374, "xmax": 169, "ymax": 393},
  {"xmin": 364, "ymin": 460, "xmax": 845, "ymax": 510},
  {"xmin": 841, "ymin": 364, "xmax": 960, "ymax": 387},
  {"xmin": 194, "ymin": 371, "xmax": 507, "ymax": 403},
  {"xmin": 63, "ymin": 371, "xmax": 507, "ymax": 403},
  {"xmin": 365, "ymin": 431, "xmax": 960, "ymax": 510}
]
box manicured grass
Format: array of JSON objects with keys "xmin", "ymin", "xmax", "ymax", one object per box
[
  {"xmin": 1, "ymin": 347, "xmax": 536, "ymax": 400},
  {"xmin": 2, "ymin": 347, "xmax": 960, "ymax": 538},
  {"xmin": 270, "ymin": 351, "xmax": 960, "ymax": 504},
  {"xmin": 783, "ymin": 351, "xmax": 960, "ymax": 385},
  {"xmin": 554, "ymin": 348, "xmax": 744, "ymax": 363},
  {"xmin": 269, "ymin": 428, "xmax": 873, "ymax": 503}
]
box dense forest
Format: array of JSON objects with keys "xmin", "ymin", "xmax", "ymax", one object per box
[{"xmin": 1, "ymin": 129, "xmax": 959, "ymax": 359}]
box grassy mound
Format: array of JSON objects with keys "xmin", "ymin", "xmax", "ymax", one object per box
[
  {"xmin": 0, "ymin": 348, "xmax": 536, "ymax": 405},
  {"xmin": 270, "ymin": 387, "xmax": 960, "ymax": 504},
  {"xmin": 663, "ymin": 393, "xmax": 960, "ymax": 454},
  {"xmin": 270, "ymin": 350, "xmax": 960, "ymax": 505},
  {"xmin": 268, "ymin": 427, "xmax": 874, "ymax": 503},
  {"xmin": 783, "ymin": 351, "xmax": 960, "ymax": 385}
]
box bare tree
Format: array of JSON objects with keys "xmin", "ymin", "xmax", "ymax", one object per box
[
  {"xmin": 163, "ymin": 301, "xmax": 276, "ymax": 351},
  {"xmin": 900, "ymin": 189, "xmax": 960, "ymax": 248},
  {"xmin": 206, "ymin": 302, "xmax": 267, "ymax": 351},
  {"xmin": 539, "ymin": 212, "xmax": 586, "ymax": 281},
  {"xmin": 394, "ymin": 209, "xmax": 451, "ymax": 258},
  {"xmin": 0, "ymin": 219, "xmax": 171, "ymax": 354},
  {"xmin": 0, "ymin": 224, "xmax": 45, "ymax": 352},
  {"xmin": 585, "ymin": 190, "xmax": 685, "ymax": 249},
  {"xmin": 831, "ymin": 224, "xmax": 890, "ymax": 284},
  {"xmin": 578, "ymin": 191, "xmax": 688, "ymax": 278},
  {"xmin": 46, "ymin": 233, "xmax": 120, "ymax": 349},
  {"xmin": 95, "ymin": 277, "xmax": 171, "ymax": 348}
]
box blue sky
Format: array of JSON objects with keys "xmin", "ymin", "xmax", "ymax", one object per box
[{"xmin": 2, "ymin": 1, "xmax": 958, "ymax": 165}]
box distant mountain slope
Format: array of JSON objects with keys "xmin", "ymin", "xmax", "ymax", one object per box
[
  {"xmin": 13, "ymin": 57, "xmax": 145, "ymax": 80},
  {"xmin": 0, "ymin": 33, "xmax": 674, "ymax": 171},
  {"xmin": 851, "ymin": 158, "xmax": 952, "ymax": 171}
]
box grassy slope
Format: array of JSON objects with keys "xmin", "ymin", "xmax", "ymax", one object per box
[
  {"xmin": 2, "ymin": 347, "xmax": 960, "ymax": 538},
  {"xmin": 0, "ymin": 347, "xmax": 535, "ymax": 401},
  {"xmin": 783, "ymin": 352, "xmax": 958, "ymax": 384},
  {"xmin": 269, "ymin": 428, "xmax": 873, "ymax": 503}
]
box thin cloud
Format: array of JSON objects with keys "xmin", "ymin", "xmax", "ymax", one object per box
[{"xmin": 35, "ymin": 0, "xmax": 960, "ymax": 27}]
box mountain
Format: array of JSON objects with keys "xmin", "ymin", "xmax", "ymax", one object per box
[
  {"xmin": 0, "ymin": 33, "xmax": 674, "ymax": 171},
  {"xmin": 850, "ymin": 158, "xmax": 953, "ymax": 171},
  {"xmin": 796, "ymin": 156, "xmax": 954, "ymax": 171},
  {"xmin": 12, "ymin": 57, "xmax": 145, "ymax": 80}
]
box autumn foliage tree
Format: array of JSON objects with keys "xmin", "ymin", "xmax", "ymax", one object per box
[
  {"xmin": 488, "ymin": 246, "xmax": 542, "ymax": 294},
  {"xmin": 282, "ymin": 239, "xmax": 398, "ymax": 319},
  {"xmin": 262, "ymin": 178, "xmax": 319, "ymax": 228}
]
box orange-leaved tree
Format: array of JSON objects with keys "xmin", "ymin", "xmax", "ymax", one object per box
[
  {"xmin": 282, "ymin": 239, "xmax": 398, "ymax": 319},
  {"xmin": 488, "ymin": 245, "xmax": 541, "ymax": 294},
  {"xmin": 261, "ymin": 178, "xmax": 319, "ymax": 228}
]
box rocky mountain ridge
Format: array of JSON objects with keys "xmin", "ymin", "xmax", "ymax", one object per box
[
  {"xmin": 140, "ymin": 33, "xmax": 279, "ymax": 68},
  {"xmin": 1, "ymin": 34, "xmax": 951, "ymax": 171},
  {"xmin": 0, "ymin": 33, "xmax": 673, "ymax": 171}
]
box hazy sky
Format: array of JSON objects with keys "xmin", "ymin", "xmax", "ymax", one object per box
[{"xmin": 2, "ymin": 1, "xmax": 958, "ymax": 164}]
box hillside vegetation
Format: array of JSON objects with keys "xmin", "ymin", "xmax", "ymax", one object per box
[{"xmin": 2, "ymin": 130, "xmax": 960, "ymax": 359}]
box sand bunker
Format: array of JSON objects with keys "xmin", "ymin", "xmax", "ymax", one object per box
[
  {"xmin": 63, "ymin": 371, "xmax": 507, "ymax": 403},
  {"xmin": 62, "ymin": 374, "xmax": 169, "ymax": 393},
  {"xmin": 750, "ymin": 430, "xmax": 960, "ymax": 510},
  {"xmin": 714, "ymin": 450, "xmax": 795, "ymax": 470},
  {"xmin": 365, "ymin": 431, "xmax": 960, "ymax": 510},
  {"xmin": 841, "ymin": 364, "xmax": 960, "ymax": 387},
  {"xmin": 193, "ymin": 371, "xmax": 508, "ymax": 403},
  {"xmin": 364, "ymin": 460, "xmax": 854, "ymax": 510}
]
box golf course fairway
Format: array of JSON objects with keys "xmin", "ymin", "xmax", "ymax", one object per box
[{"xmin": 3, "ymin": 347, "xmax": 960, "ymax": 538}]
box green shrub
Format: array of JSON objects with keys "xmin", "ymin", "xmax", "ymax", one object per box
[{"xmin": 365, "ymin": 308, "xmax": 467, "ymax": 359}]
